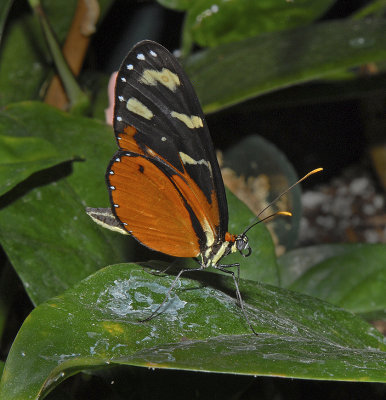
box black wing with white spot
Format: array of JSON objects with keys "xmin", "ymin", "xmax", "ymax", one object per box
[{"xmin": 112, "ymin": 40, "xmax": 228, "ymax": 239}]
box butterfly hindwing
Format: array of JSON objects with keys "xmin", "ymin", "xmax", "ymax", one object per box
[
  {"xmin": 107, "ymin": 151, "xmax": 203, "ymax": 257},
  {"xmin": 109, "ymin": 41, "xmax": 229, "ymax": 252}
]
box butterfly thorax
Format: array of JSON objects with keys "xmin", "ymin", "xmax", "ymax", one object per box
[{"xmin": 201, "ymin": 232, "xmax": 251, "ymax": 268}]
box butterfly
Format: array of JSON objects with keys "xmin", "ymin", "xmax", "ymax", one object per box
[{"xmin": 87, "ymin": 40, "xmax": 321, "ymax": 335}]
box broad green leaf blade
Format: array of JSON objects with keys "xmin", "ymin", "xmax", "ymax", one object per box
[
  {"xmin": 0, "ymin": 135, "xmax": 72, "ymax": 196},
  {"xmin": 0, "ymin": 174, "xmax": 125, "ymax": 305},
  {"xmin": 1, "ymin": 264, "xmax": 385, "ymax": 399},
  {"xmin": 0, "ymin": 102, "xmax": 115, "ymax": 205},
  {"xmin": 284, "ymin": 244, "xmax": 386, "ymax": 318},
  {"xmin": 278, "ymin": 243, "xmax": 361, "ymax": 287},
  {"xmin": 184, "ymin": 17, "xmax": 386, "ymax": 113},
  {"xmin": 184, "ymin": 0, "xmax": 336, "ymax": 47},
  {"xmin": 0, "ymin": 102, "xmax": 131, "ymax": 304}
]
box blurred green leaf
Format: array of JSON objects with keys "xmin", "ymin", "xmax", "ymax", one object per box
[
  {"xmin": 0, "ymin": 361, "xmax": 4, "ymax": 380},
  {"xmin": 184, "ymin": 17, "xmax": 386, "ymax": 113},
  {"xmin": 224, "ymin": 189, "xmax": 279, "ymax": 285},
  {"xmin": 0, "ymin": 15, "xmax": 48, "ymax": 106},
  {"xmin": 0, "ymin": 102, "xmax": 130, "ymax": 304},
  {"xmin": 280, "ymin": 244, "xmax": 386, "ymax": 319},
  {"xmin": 183, "ymin": 0, "xmax": 336, "ymax": 48},
  {"xmin": 1, "ymin": 263, "xmax": 385, "ymax": 399},
  {"xmin": 0, "ymin": 0, "xmax": 14, "ymax": 44},
  {"xmin": 0, "ymin": 135, "xmax": 72, "ymax": 196},
  {"xmin": 0, "ymin": 0, "xmax": 115, "ymax": 106},
  {"xmin": 352, "ymin": 0, "xmax": 386, "ymax": 20},
  {"xmin": 278, "ymin": 244, "xmax": 358, "ymax": 287}
]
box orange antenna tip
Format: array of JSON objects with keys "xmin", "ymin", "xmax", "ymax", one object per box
[{"xmin": 277, "ymin": 211, "xmax": 292, "ymax": 217}]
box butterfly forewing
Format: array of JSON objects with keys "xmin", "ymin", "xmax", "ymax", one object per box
[{"xmin": 108, "ymin": 41, "xmax": 229, "ymax": 254}]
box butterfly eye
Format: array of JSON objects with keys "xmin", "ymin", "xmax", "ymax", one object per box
[{"xmin": 236, "ymin": 235, "xmax": 251, "ymax": 257}]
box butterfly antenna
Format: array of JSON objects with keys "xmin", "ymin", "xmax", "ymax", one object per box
[{"xmin": 242, "ymin": 168, "xmax": 323, "ymax": 235}]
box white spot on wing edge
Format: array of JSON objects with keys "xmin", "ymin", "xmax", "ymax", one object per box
[
  {"xmin": 127, "ymin": 64, "xmax": 133, "ymax": 70},
  {"xmin": 149, "ymin": 50, "xmax": 157, "ymax": 57},
  {"xmin": 126, "ymin": 98, "xmax": 153, "ymax": 120},
  {"xmin": 137, "ymin": 53, "xmax": 145, "ymax": 60},
  {"xmin": 171, "ymin": 111, "xmax": 203, "ymax": 129}
]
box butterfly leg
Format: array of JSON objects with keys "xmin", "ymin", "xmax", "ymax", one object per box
[
  {"xmin": 218, "ymin": 262, "xmax": 241, "ymax": 286},
  {"xmin": 138, "ymin": 265, "xmax": 204, "ymax": 323},
  {"xmin": 214, "ymin": 265, "xmax": 258, "ymax": 336}
]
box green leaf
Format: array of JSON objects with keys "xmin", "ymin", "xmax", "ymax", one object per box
[
  {"xmin": 0, "ymin": 102, "xmax": 131, "ymax": 304},
  {"xmin": 0, "ymin": 361, "xmax": 4, "ymax": 380},
  {"xmin": 0, "ymin": 15, "xmax": 48, "ymax": 106},
  {"xmin": 0, "ymin": 135, "xmax": 72, "ymax": 196},
  {"xmin": 183, "ymin": 0, "xmax": 336, "ymax": 47},
  {"xmin": 278, "ymin": 243, "xmax": 358, "ymax": 287},
  {"xmin": 283, "ymin": 244, "xmax": 386, "ymax": 319},
  {"xmin": 0, "ymin": 0, "xmax": 14, "ymax": 44},
  {"xmin": 1, "ymin": 264, "xmax": 385, "ymax": 399},
  {"xmin": 0, "ymin": 1, "xmax": 115, "ymax": 106},
  {"xmin": 224, "ymin": 189, "xmax": 279, "ymax": 285},
  {"xmin": 184, "ymin": 17, "xmax": 386, "ymax": 113}
]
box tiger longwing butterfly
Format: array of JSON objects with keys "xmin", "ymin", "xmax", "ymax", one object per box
[{"xmin": 87, "ymin": 40, "xmax": 321, "ymax": 335}]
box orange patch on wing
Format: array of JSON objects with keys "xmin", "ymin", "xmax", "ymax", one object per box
[
  {"xmin": 117, "ymin": 125, "xmax": 144, "ymax": 154},
  {"xmin": 136, "ymin": 149, "xmax": 221, "ymax": 244},
  {"xmin": 109, "ymin": 155, "xmax": 200, "ymax": 257}
]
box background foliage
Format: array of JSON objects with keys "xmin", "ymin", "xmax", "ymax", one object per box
[{"xmin": 0, "ymin": 0, "xmax": 385, "ymax": 399}]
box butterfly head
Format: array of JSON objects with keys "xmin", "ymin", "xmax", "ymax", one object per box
[{"xmin": 235, "ymin": 234, "xmax": 252, "ymax": 258}]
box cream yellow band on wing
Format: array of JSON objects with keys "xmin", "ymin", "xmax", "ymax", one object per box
[
  {"xmin": 126, "ymin": 98, "xmax": 153, "ymax": 120},
  {"xmin": 171, "ymin": 111, "xmax": 203, "ymax": 129},
  {"xmin": 140, "ymin": 68, "xmax": 180, "ymax": 92}
]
